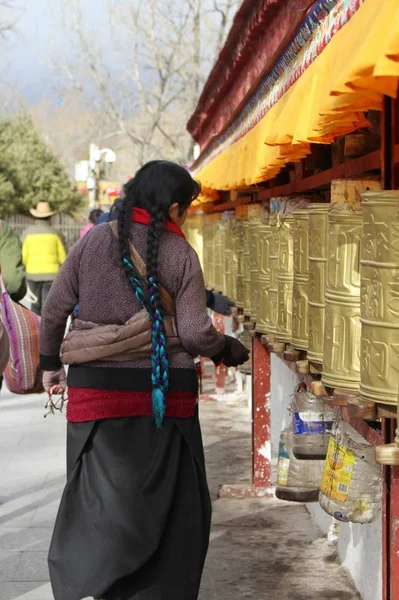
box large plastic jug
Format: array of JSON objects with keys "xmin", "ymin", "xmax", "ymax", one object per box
[
  {"xmin": 319, "ymin": 419, "xmax": 382, "ymax": 523},
  {"xmin": 292, "ymin": 382, "xmax": 335, "ymax": 460},
  {"xmin": 276, "ymin": 426, "xmax": 324, "ymax": 503}
]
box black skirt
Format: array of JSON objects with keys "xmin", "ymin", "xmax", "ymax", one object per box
[{"xmin": 48, "ymin": 409, "xmax": 212, "ymax": 600}]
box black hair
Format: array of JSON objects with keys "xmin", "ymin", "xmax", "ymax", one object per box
[
  {"xmin": 118, "ymin": 160, "xmax": 200, "ymax": 427},
  {"xmin": 89, "ymin": 209, "xmax": 104, "ymax": 224},
  {"xmin": 109, "ymin": 198, "xmax": 122, "ymax": 221}
]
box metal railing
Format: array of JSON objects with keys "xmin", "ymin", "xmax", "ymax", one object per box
[{"xmin": 7, "ymin": 214, "xmax": 85, "ymax": 250}]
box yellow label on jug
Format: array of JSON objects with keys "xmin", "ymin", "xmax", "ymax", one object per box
[
  {"xmin": 277, "ymin": 441, "xmax": 290, "ymax": 486},
  {"xmin": 320, "ymin": 438, "xmax": 356, "ymax": 502}
]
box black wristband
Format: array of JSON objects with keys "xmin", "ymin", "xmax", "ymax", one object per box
[
  {"xmin": 210, "ymin": 335, "xmax": 228, "ymax": 365},
  {"xmin": 40, "ymin": 353, "xmax": 62, "ymax": 371}
]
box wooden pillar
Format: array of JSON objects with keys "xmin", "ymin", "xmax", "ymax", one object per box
[
  {"xmin": 218, "ymin": 335, "xmax": 274, "ymax": 498},
  {"xmin": 252, "ymin": 336, "xmax": 272, "ymax": 489}
]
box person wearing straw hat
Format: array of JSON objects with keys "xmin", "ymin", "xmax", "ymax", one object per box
[{"xmin": 22, "ymin": 202, "xmax": 67, "ymax": 315}]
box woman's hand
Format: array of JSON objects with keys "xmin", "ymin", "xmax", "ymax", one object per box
[
  {"xmin": 211, "ymin": 335, "xmax": 250, "ymax": 368},
  {"xmin": 42, "ymin": 368, "xmax": 67, "ymax": 395},
  {"xmin": 223, "ymin": 336, "xmax": 250, "ymax": 367}
]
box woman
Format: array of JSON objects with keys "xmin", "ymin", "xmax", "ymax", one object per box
[
  {"xmin": 79, "ymin": 208, "xmax": 104, "ymax": 238},
  {"xmin": 39, "ymin": 161, "xmax": 249, "ymax": 600}
]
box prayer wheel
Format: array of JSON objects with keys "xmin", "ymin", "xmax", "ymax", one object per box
[
  {"xmin": 221, "ymin": 216, "xmax": 229, "ymax": 297},
  {"xmin": 322, "ymin": 204, "xmax": 362, "ymax": 391},
  {"xmin": 184, "ymin": 214, "xmax": 204, "ymax": 269},
  {"xmin": 223, "ymin": 212, "xmax": 238, "ymax": 301},
  {"xmin": 267, "ymin": 208, "xmax": 279, "ymax": 334},
  {"xmin": 360, "ymin": 191, "xmax": 399, "ymax": 405},
  {"xmin": 243, "ymin": 217, "xmax": 252, "ymax": 317},
  {"xmin": 308, "ymin": 204, "xmax": 330, "ymax": 364},
  {"xmin": 235, "ymin": 206, "xmax": 248, "ymax": 309},
  {"xmin": 203, "ymin": 214, "xmax": 214, "ymax": 289},
  {"xmin": 292, "ymin": 209, "xmax": 310, "ymax": 350},
  {"xmin": 256, "ymin": 207, "xmax": 271, "ymax": 333},
  {"xmin": 249, "ymin": 204, "xmax": 262, "ymax": 322},
  {"xmin": 277, "ymin": 212, "xmax": 294, "ymax": 342},
  {"xmin": 213, "ymin": 214, "xmax": 224, "ymax": 292}
]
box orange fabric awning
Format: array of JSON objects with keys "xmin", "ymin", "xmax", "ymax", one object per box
[{"xmin": 193, "ymin": 0, "xmax": 399, "ymax": 191}]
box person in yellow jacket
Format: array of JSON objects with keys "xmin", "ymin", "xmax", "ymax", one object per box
[{"xmin": 22, "ymin": 202, "xmax": 67, "ymax": 315}]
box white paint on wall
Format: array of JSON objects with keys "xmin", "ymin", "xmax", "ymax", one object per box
[{"xmin": 270, "ymin": 354, "xmax": 382, "ymax": 600}]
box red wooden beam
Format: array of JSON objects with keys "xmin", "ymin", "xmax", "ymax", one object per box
[
  {"xmin": 257, "ymin": 150, "xmax": 381, "ymax": 200},
  {"xmin": 348, "ymin": 418, "xmax": 383, "ymax": 447},
  {"xmin": 190, "ymin": 149, "xmax": 382, "ymax": 214},
  {"xmin": 189, "ymin": 195, "xmax": 252, "ymax": 214},
  {"xmin": 382, "ymin": 419, "xmax": 390, "ymax": 600},
  {"xmin": 381, "ymin": 96, "xmax": 399, "ymax": 600}
]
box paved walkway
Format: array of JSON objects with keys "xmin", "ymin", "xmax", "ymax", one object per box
[{"xmin": 0, "ymin": 389, "xmax": 360, "ymax": 599}]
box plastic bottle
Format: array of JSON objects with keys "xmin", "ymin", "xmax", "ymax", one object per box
[
  {"xmin": 276, "ymin": 426, "xmax": 325, "ymax": 503},
  {"xmin": 319, "ymin": 419, "xmax": 382, "ymax": 523},
  {"xmin": 292, "ymin": 382, "xmax": 335, "ymax": 460}
]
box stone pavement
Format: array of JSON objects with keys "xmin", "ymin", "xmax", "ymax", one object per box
[{"xmin": 0, "ymin": 389, "xmax": 360, "ymax": 600}]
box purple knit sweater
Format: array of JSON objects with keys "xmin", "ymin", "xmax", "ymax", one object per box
[{"xmin": 39, "ymin": 222, "xmax": 225, "ymax": 390}]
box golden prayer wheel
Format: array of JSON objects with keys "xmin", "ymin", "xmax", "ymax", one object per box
[
  {"xmin": 256, "ymin": 207, "xmax": 271, "ymax": 333},
  {"xmin": 202, "ymin": 214, "xmax": 214, "ymax": 289},
  {"xmin": 249, "ymin": 204, "xmax": 262, "ymax": 323},
  {"xmin": 221, "ymin": 216, "xmax": 229, "ymax": 297},
  {"xmin": 322, "ymin": 204, "xmax": 362, "ymax": 390},
  {"xmin": 235, "ymin": 206, "xmax": 248, "ymax": 309},
  {"xmin": 213, "ymin": 214, "xmax": 224, "ymax": 292},
  {"xmin": 267, "ymin": 208, "xmax": 279, "ymax": 334},
  {"xmin": 183, "ymin": 214, "xmax": 204, "ymax": 269},
  {"xmin": 277, "ymin": 212, "xmax": 294, "ymax": 342},
  {"xmin": 308, "ymin": 203, "xmax": 330, "ymax": 364},
  {"xmin": 360, "ymin": 191, "xmax": 399, "ymax": 405},
  {"xmin": 223, "ymin": 212, "xmax": 238, "ymax": 301},
  {"xmin": 292, "ymin": 209, "xmax": 310, "ymax": 350},
  {"xmin": 243, "ymin": 217, "xmax": 252, "ymax": 317}
]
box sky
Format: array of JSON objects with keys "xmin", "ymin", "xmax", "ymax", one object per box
[{"xmin": 2, "ymin": 0, "xmax": 106, "ymax": 105}]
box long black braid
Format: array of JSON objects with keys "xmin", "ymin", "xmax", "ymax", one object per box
[
  {"xmin": 117, "ymin": 185, "xmax": 151, "ymax": 313},
  {"xmin": 146, "ymin": 207, "xmax": 170, "ymax": 426},
  {"xmin": 117, "ymin": 161, "xmax": 200, "ymax": 427}
]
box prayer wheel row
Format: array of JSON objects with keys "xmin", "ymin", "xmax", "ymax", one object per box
[{"xmin": 192, "ymin": 187, "xmax": 399, "ymax": 406}]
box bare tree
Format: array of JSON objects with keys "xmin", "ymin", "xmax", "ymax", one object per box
[
  {"xmin": 50, "ymin": 0, "xmax": 238, "ymax": 170},
  {"xmin": 0, "ymin": 0, "xmax": 22, "ymax": 37},
  {"xmin": 30, "ymin": 93, "xmax": 137, "ymax": 183},
  {"xmin": 212, "ymin": 0, "xmax": 240, "ymax": 56}
]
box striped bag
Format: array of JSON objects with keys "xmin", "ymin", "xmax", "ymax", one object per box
[{"xmin": 0, "ymin": 275, "xmax": 43, "ymax": 394}]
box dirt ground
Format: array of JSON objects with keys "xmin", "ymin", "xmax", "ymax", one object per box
[{"xmin": 199, "ymin": 399, "xmax": 360, "ymax": 600}]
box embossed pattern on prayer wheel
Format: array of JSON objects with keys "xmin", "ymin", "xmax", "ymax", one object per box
[
  {"xmin": 222, "ymin": 217, "xmax": 230, "ymax": 298},
  {"xmin": 277, "ymin": 214, "xmax": 294, "ymax": 342},
  {"xmin": 256, "ymin": 209, "xmax": 271, "ymax": 333},
  {"xmin": 235, "ymin": 207, "xmax": 247, "ymax": 309},
  {"xmin": 213, "ymin": 215, "xmax": 224, "ymax": 292},
  {"xmin": 292, "ymin": 209, "xmax": 310, "ymax": 350},
  {"xmin": 249, "ymin": 204, "xmax": 262, "ymax": 322},
  {"xmin": 243, "ymin": 219, "xmax": 252, "ymax": 316},
  {"xmin": 308, "ymin": 204, "xmax": 330, "ymax": 364},
  {"xmin": 322, "ymin": 205, "xmax": 362, "ymax": 391},
  {"xmin": 184, "ymin": 214, "xmax": 204, "ymax": 269},
  {"xmin": 267, "ymin": 210, "xmax": 279, "ymax": 333},
  {"xmin": 360, "ymin": 191, "xmax": 399, "ymax": 405},
  {"xmin": 223, "ymin": 213, "xmax": 238, "ymax": 301},
  {"xmin": 203, "ymin": 215, "xmax": 214, "ymax": 289}
]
